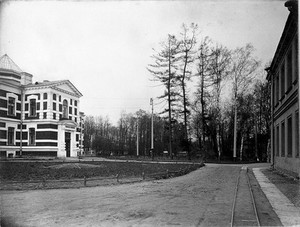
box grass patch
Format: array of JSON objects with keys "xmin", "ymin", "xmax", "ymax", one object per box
[{"xmin": 0, "ymin": 161, "xmax": 203, "ymax": 182}]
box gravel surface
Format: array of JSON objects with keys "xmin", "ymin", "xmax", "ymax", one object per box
[
  {"xmin": 1, "ymin": 164, "xmax": 242, "ymax": 226},
  {"xmin": 1, "ymin": 163, "xmax": 279, "ymax": 227}
]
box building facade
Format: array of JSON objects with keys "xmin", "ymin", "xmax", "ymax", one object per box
[
  {"xmin": 267, "ymin": 0, "xmax": 299, "ymax": 177},
  {"xmin": 0, "ymin": 54, "xmax": 84, "ymax": 158}
]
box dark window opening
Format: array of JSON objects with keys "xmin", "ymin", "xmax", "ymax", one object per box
[
  {"xmin": 287, "ymin": 116, "xmax": 292, "ymax": 157},
  {"xmin": 62, "ymin": 99, "xmax": 68, "ymax": 119},
  {"xmin": 8, "ymin": 127, "xmax": 14, "ymax": 145},
  {"xmin": 296, "ymin": 111, "xmax": 299, "ymax": 157},
  {"xmin": 276, "ymin": 75, "xmax": 279, "ymax": 104},
  {"xmin": 276, "ymin": 125, "xmax": 279, "ymax": 157},
  {"xmin": 287, "ymin": 49, "xmax": 293, "ymax": 89},
  {"xmin": 280, "ymin": 63, "xmax": 285, "ymax": 98},
  {"xmin": 29, "ymin": 128, "xmax": 35, "ymax": 146},
  {"xmin": 8, "ymin": 97, "xmax": 15, "ymax": 115},
  {"xmin": 281, "ymin": 121, "xmax": 285, "ymax": 157},
  {"xmin": 30, "ymin": 99, "xmax": 37, "ymax": 116}
]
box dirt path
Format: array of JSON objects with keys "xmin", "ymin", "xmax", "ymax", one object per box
[{"xmin": 1, "ymin": 163, "xmax": 274, "ymax": 227}]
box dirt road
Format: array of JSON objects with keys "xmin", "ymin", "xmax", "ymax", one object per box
[{"xmin": 1, "ymin": 163, "xmax": 274, "ymax": 226}]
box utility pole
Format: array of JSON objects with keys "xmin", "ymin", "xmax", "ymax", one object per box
[
  {"xmin": 20, "ymin": 86, "xmax": 24, "ymax": 157},
  {"xmin": 150, "ymin": 98, "xmax": 154, "ymax": 151},
  {"xmin": 150, "ymin": 98, "xmax": 154, "ymax": 160},
  {"xmin": 136, "ymin": 119, "xmax": 139, "ymax": 156},
  {"xmin": 233, "ymin": 97, "xmax": 237, "ymax": 161}
]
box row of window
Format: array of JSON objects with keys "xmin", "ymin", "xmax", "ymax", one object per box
[
  {"xmin": 42, "ymin": 93, "xmax": 77, "ymax": 106},
  {"xmin": 26, "ymin": 99, "xmax": 77, "ymax": 119},
  {"xmin": 7, "ymin": 127, "xmax": 35, "ymax": 146},
  {"xmin": 273, "ymin": 37, "xmax": 298, "ymax": 107},
  {"xmin": 40, "ymin": 102, "xmax": 78, "ymax": 115},
  {"xmin": 6, "ymin": 127, "xmax": 82, "ymax": 146},
  {"xmin": 7, "ymin": 95, "xmax": 78, "ymax": 117},
  {"xmin": 275, "ymin": 111, "xmax": 299, "ymax": 158},
  {"xmin": 41, "ymin": 112, "xmax": 79, "ymax": 122}
]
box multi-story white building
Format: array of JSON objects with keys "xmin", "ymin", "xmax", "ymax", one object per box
[
  {"xmin": 0, "ymin": 54, "xmax": 84, "ymax": 158},
  {"xmin": 267, "ymin": 0, "xmax": 299, "ymax": 178}
]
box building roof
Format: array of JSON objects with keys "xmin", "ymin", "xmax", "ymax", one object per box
[
  {"xmin": 0, "ymin": 54, "xmax": 23, "ymax": 74},
  {"xmin": 267, "ymin": 0, "xmax": 298, "ymax": 80},
  {"xmin": 25, "ymin": 79, "xmax": 83, "ymax": 97}
]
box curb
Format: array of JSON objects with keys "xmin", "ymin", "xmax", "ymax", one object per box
[{"xmin": 253, "ymin": 168, "xmax": 300, "ymax": 226}]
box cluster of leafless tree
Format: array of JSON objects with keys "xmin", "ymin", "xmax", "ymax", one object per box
[{"xmin": 84, "ymin": 23, "xmax": 270, "ymax": 161}]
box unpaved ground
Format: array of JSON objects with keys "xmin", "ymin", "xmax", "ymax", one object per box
[{"xmin": 1, "ymin": 163, "xmax": 274, "ymax": 227}]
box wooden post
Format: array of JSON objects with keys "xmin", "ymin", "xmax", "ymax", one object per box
[{"xmin": 84, "ymin": 176, "xmax": 87, "ymax": 186}]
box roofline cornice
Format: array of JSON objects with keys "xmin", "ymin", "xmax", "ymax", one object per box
[
  {"xmin": 52, "ymin": 86, "xmax": 82, "ymax": 98},
  {"xmin": 0, "ymin": 79, "xmax": 22, "ymax": 89},
  {"xmin": 0, "ymin": 68, "xmax": 22, "ymax": 76},
  {"xmin": 25, "ymin": 80, "xmax": 83, "ymax": 98},
  {"xmin": 24, "ymin": 86, "xmax": 81, "ymax": 98},
  {"xmin": 269, "ymin": 2, "xmax": 298, "ymax": 72},
  {"xmin": 64, "ymin": 80, "xmax": 83, "ymax": 97}
]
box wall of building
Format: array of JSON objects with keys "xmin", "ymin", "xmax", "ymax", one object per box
[
  {"xmin": 273, "ymin": 101, "xmax": 299, "ymax": 178},
  {"xmin": 269, "ymin": 9, "xmax": 299, "ymax": 178},
  {"xmin": 0, "ymin": 83, "xmax": 83, "ymax": 158},
  {"xmin": 0, "ymin": 85, "xmax": 22, "ymax": 157}
]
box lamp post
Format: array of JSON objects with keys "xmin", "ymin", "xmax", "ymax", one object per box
[
  {"xmin": 136, "ymin": 119, "xmax": 139, "ymax": 157},
  {"xmin": 150, "ymin": 98, "xmax": 154, "ymax": 160},
  {"xmin": 150, "ymin": 98, "xmax": 154, "ymax": 150}
]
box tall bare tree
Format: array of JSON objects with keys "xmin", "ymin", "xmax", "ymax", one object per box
[
  {"xmin": 230, "ymin": 43, "xmax": 260, "ymax": 160},
  {"xmin": 176, "ymin": 23, "xmax": 198, "ymax": 158},
  {"xmin": 209, "ymin": 44, "xmax": 231, "ymax": 160},
  {"xmin": 193, "ymin": 37, "xmax": 213, "ymax": 159},
  {"xmin": 148, "ymin": 34, "xmax": 180, "ymax": 158}
]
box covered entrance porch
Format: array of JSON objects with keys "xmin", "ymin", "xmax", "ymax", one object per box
[{"xmin": 57, "ymin": 120, "xmax": 78, "ymax": 157}]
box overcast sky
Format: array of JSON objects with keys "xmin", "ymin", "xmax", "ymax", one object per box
[{"xmin": 0, "ymin": 0, "xmax": 289, "ymax": 124}]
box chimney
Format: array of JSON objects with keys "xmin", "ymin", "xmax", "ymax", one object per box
[{"xmin": 21, "ymin": 72, "xmax": 33, "ymax": 85}]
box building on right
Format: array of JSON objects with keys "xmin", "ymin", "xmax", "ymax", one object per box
[{"xmin": 266, "ymin": 0, "xmax": 299, "ymax": 178}]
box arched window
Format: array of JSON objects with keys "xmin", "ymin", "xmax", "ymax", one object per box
[{"xmin": 62, "ymin": 99, "xmax": 68, "ymax": 119}]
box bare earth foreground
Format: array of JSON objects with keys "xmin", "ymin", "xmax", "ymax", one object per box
[{"xmin": 1, "ymin": 163, "xmax": 267, "ymax": 227}]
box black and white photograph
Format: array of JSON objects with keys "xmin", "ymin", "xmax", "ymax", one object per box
[{"xmin": 0, "ymin": 0, "xmax": 299, "ymax": 226}]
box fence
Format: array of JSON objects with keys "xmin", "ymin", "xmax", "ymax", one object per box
[{"xmin": 0, "ymin": 164, "xmax": 202, "ymax": 190}]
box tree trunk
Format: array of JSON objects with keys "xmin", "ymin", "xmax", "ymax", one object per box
[{"xmin": 240, "ymin": 134, "xmax": 244, "ymax": 161}]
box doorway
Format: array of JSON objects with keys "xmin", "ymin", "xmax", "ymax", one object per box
[{"xmin": 65, "ymin": 132, "xmax": 71, "ymax": 157}]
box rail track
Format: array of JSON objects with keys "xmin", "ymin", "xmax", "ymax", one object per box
[{"xmin": 231, "ymin": 166, "xmax": 260, "ymax": 227}]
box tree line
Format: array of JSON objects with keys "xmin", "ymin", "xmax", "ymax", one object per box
[{"xmin": 84, "ymin": 23, "xmax": 270, "ymax": 161}]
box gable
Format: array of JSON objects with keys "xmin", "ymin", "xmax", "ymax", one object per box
[
  {"xmin": 52, "ymin": 81, "xmax": 82, "ymax": 98},
  {"xmin": 55, "ymin": 83, "xmax": 75, "ymax": 94}
]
